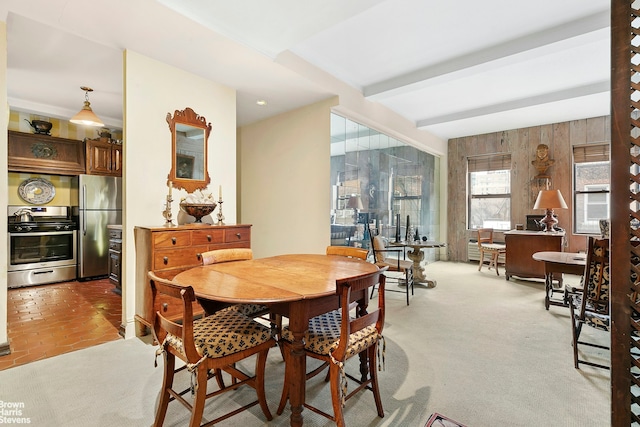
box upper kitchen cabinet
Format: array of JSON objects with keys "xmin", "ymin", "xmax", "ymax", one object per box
[
  {"xmin": 85, "ymin": 138, "xmax": 122, "ymax": 177},
  {"xmin": 8, "ymin": 130, "xmax": 86, "ymax": 175}
]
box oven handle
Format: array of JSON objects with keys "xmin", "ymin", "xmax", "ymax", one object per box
[{"xmin": 9, "ymin": 231, "xmax": 75, "ymax": 237}]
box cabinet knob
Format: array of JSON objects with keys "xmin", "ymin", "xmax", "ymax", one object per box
[
  {"xmin": 196, "ymin": 253, "xmax": 202, "ymax": 260},
  {"xmin": 207, "ymin": 235, "xmax": 212, "ymax": 242},
  {"xmin": 163, "ymin": 256, "xmax": 169, "ymax": 264},
  {"xmin": 236, "ymin": 233, "xmax": 242, "ymax": 239},
  {"xmin": 162, "ymin": 303, "xmax": 168, "ymax": 312},
  {"xmin": 171, "ymin": 237, "xmax": 177, "ymax": 244}
]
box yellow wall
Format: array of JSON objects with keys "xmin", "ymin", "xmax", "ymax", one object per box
[
  {"xmin": 8, "ymin": 173, "xmax": 74, "ymax": 206},
  {"xmin": 238, "ymin": 97, "xmax": 337, "ymax": 258},
  {"xmin": 122, "ymin": 50, "xmax": 237, "ymax": 337}
]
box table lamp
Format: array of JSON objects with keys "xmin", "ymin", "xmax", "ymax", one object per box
[
  {"xmin": 346, "ymin": 195, "xmax": 363, "ymax": 225},
  {"xmin": 533, "ymin": 189, "xmax": 568, "ymax": 232}
]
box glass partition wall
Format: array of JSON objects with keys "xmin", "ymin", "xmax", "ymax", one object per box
[{"xmin": 330, "ymin": 113, "xmax": 440, "ymax": 257}]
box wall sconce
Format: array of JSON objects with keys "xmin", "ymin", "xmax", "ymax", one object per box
[
  {"xmin": 533, "ymin": 189, "xmax": 568, "ymax": 232},
  {"xmin": 70, "ymin": 86, "xmax": 104, "ymax": 127}
]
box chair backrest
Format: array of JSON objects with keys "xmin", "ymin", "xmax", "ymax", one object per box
[
  {"xmin": 148, "ymin": 271, "xmax": 201, "ymax": 362},
  {"xmin": 477, "ymin": 228, "xmax": 494, "ymax": 247},
  {"xmin": 326, "ymin": 245, "xmax": 369, "ymax": 260},
  {"xmin": 371, "ymin": 235, "xmax": 388, "ymax": 263},
  {"xmin": 580, "ymin": 237, "xmax": 610, "ymax": 315},
  {"xmin": 202, "ymin": 248, "xmax": 253, "ymax": 265},
  {"xmin": 332, "ymin": 267, "xmax": 388, "ymax": 361}
]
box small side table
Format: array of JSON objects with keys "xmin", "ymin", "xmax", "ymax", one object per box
[
  {"xmin": 532, "ymin": 251, "xmax": 586, "ymax": 310},
  {"xmin": 390, "ymin": 241, "xmax": 446, "ymax": 288}
]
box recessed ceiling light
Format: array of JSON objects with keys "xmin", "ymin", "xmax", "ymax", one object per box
[{"xmin": 256, "ymin": 100, "xmax": 267, "ymax": 106}]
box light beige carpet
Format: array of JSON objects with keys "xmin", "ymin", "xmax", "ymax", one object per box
[{"xmin": 0, "ymin": 261, "xmax": 610, "ymax": 426}]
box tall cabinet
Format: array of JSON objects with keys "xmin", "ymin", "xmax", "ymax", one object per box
[
  {"xmin": 504, "ymin": 230, "xmax": 565, "ymax": 282},
  {"xmin": 134, "ymin": 224, "xmax": 251, "ymax": 335}
]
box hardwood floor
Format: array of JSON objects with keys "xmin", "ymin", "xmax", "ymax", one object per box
[{"xmin": 0, "ymin": 278, "xmax": 123, "ymax": 371}]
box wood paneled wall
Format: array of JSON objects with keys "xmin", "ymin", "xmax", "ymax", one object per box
[{"xmin": 447, "ymin": 115, "xmax": 610, "ymax": 262}]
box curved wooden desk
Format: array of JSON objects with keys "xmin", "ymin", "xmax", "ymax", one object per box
[
  {"xmin": 390, "ymin": 241, "xmax": 446, "ymax": 287},
  {"xmin": 173, "ymin": 254, "xmax": 379, "ymax": 427},
  {"xmin": 532, "ymin": 251, "xmax": 586, "ymax": 310}
]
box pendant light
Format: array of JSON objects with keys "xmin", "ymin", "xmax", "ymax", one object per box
[{"xmin": 70, "ymin": 86, "xmax": 104, "ymax": 127}]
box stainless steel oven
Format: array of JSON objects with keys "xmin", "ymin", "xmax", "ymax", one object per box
[{"xmin": 7, "ymin": 206, "xmax": 78, "ymax": 288}]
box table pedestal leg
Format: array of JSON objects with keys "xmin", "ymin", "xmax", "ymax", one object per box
[
  {"xmin": 406, "ymin": 248, "xmax": 437, "ymax": 288},
  {"xmin": 287, "ymin": 329, "xmax": 305, "ymax": 427}
]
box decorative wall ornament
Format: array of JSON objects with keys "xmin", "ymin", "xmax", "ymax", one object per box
[
  {"xmin": 31, "ymin": 142, "xmax": 58, "ymax": 159},
  {"xmin": 531, "ymin": 143, "xmax": 555, "ymax": 178}
]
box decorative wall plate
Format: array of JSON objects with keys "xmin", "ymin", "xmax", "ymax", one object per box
[{"xmin": 18, "ymin": 178, "xmax": 56, "ymax": 205}]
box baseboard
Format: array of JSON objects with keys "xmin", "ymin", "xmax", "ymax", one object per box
[{"xmin": 0, "ymin": 341, "xmax": 10, "ymax": 357}]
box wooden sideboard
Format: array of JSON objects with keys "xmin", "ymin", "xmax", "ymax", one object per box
[
  {"xmin": 134, "ymin": 224, "xmax": 251, "ymax": 335},
  {"xmin": 504, "ymin": 230, "xmax": 565, "ymax": 282}
]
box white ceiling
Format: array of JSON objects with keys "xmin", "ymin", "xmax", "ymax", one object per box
[{"xmin": 1, "ymin": 0, "xmax": 611, "ymax": 142}]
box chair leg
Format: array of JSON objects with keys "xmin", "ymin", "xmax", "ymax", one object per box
[
  {"xmin": 570, "ymin": 301, "xmax": 581, "ymax": 369},
  {"xmin": 255, "ymin": 349, "xmax": 274, "ymax": 421},
  {"xmin": 276, "ymin": 342, "xmax": 291, "ymax": 415},
  {"xmin": 492, "ymin": 253, "xmax": 500, "ymax": 276},
  {"xmin": 368, "ymin": 345, "xmax": 384, "ymax": 418},
  {"xmin": 478, "ymin": 250, "xmax": 484, "ymax": 271},
  {"xmin": 189, "ymin": 365, "xmax": 209, "ymax": 427},
  {"xmin": 153, "ymin": 351, "xmax": 175, "ymax": 427},
  {"xmin": 329, "ymin": 362, "xmax": 346, "ymax": 427}
]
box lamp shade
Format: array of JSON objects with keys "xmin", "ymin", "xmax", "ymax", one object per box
[
  {"xmin": 70, "ymin": 87, "xmax": 104, "ymax": 127},
  {"xmin": 533, "ymin": 190, "xmax": 567, "ymax": 210},
  {"xmin": 346, "ymin": 195, "xmax": 363, "ymax": 210}
]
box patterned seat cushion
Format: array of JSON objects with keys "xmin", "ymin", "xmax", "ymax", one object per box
[
  {"xmin": 165, "ymin": 309, "xmax": 272, "ymax": 359},
  {"xmin": 281, "ymin": 310, "xmax": 380, "ymax": 359},
  {"xmin": 226, "ymin": 303, "xmax": 269, "ymax": 317}
]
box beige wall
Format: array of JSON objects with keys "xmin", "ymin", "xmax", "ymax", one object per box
[
  {"xmin": 447, "ymin": 115, "xmax": 610, "ymax": 262},
  {"xmin": 0, "ymin": 21, "xmax": 8, "ymax": 350},
  {"xmin": 238, "ymin": 97, "xmax": 337, "ymax": 258},
  {"xmin": 122, "ymin": 50, "xmax": 237, "ymax": 337}
]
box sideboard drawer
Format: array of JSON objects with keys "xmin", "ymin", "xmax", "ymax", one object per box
[
  {"xmin": 153, "ymin": 248, "xmax": 204, "ymax": 270},
  {"xmin": 154, "ymin": 231, "xmax": 191, "ymax": 248},
  {"xmin": 192, "ymin": 229, "xmax": 225, "ymax": 245},
  {"xmin": 225, "ymin": 227, "xmax": 251, "ymax": 243}
]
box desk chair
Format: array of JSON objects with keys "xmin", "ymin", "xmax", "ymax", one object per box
[
  {"xmin": 326, "ymin": 245, "xmax": 369, "ymax": 260},
  {"xmin": 477, "ymin": 228, "xmax": 506, "ymax": 276},
  {"xmin": 277, "ymin": 268, "xmax": 388, "ymax": 426},
  {"xmin": 148, "ymin": 271, "xmax": 276, "ymax": 427},
  {"xmin": 569, "ymin": 237, "xmax": 610, "ymax": 370}
]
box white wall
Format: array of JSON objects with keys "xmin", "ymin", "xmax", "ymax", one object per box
[
  {"xmin": 0, "ymin": 21, "xmax": 9, "ymax": 351},
  {"xmin": 122, "ymin": 50, "xmax": 236, "ymax": 337},
  {"xmin": 238, "ymin": 97, "xmax": 337, "ymax": 258}
]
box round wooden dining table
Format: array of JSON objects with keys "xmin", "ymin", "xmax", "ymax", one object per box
[{"xmin": 172, "ymin": 253, "xmax": 379, "ymax": 427}]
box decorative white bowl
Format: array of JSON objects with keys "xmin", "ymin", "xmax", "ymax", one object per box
[{"xmin": 179, "ymin": 203, "xmax": 217, "ymax": 223}]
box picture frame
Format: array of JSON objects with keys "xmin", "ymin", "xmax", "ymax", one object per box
[{"xmin": 176, "ymin": 154, "xmax": 195, "ymax": 179}]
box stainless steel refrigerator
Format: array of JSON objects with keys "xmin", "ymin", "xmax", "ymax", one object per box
[{"xmin": 72, "ymin": 174, "xmax": 122, "ymax": 279}]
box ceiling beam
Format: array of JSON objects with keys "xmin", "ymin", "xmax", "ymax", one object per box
[
  {"xmin": 364, "ymin": 10, "xmax": 609, "ymax": 100},
  {"xmin": 416, "ymin": 80, "xmax": 609, "ymax": 127}
]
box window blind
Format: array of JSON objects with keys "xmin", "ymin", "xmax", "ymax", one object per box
[
  {"xmin": 572, "ymin": 143, "xmax": 610, "ymax": 163},
  {"xmin": 468, "ymin": 154, "xmax": 511, "ymax": 172}
]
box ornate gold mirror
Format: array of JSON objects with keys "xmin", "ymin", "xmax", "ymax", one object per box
[{"xmin": 167, "ymin": 107, "xmax": 211, "ymax": 193}]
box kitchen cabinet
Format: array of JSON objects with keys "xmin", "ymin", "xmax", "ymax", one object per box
[
  {"xmin": 134, "ymin": 224, "xmax": 251, "ymax": 336},
  {"xmin": 504, "ymin": 230, "xmax": 565, "ymax": 282},
  {"xmin": 85, "ymin": 138, "xmax": 122, "ymax": 176},
  {"xmin": 8, "ymin": 130, "xmax": 85, "ymax": 175},
  {"xmin": 108, "ymin": 225, "xmax": 122, "ymax": 294}
]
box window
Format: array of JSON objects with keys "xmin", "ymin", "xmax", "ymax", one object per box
[
  {"xmin": 573, "ymin": 144, "xmax": 610, "ymax": 234},
  {"xmin": 468, "ymin": 154, "xmax": 511, "ymax": 230}
]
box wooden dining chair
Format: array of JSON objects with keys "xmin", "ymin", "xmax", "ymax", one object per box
[
  {"xmin": 276, "ymin": 268, "xmax": 388, "ymax": 426},
  {"xmin": 200, "ymin": 248, "xmax": 269, "ymax": 318},
  {"xmin": 148, "ymin": 271, "xmax": 276, "ymax": 427},
  {"xmin": 476, "ymin": 228, "xmax": 506, "ymax": 276},
  {"xmin": 325, "ymin": 245, "xmax": 369, "ymax": 260},
  {"xmin": 569, "ymin": 237, "xmax": 610, "ymax": 370},
  {"xmin": 368, "ymin": 227, "xmax": 413, "ymax": 305}
]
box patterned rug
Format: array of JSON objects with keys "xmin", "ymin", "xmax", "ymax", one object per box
[{"xmin": 425, "ymin": 412, "xmax": 468, "ymax": 427}]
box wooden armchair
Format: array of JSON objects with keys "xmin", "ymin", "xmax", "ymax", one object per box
[
  {"xmin": 477, "ymin": 228, "xmax": 506, "ymax": 276},
  {"xmin": 569, "ymin": 237, "xmax": 610, "ymax": 370}
]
